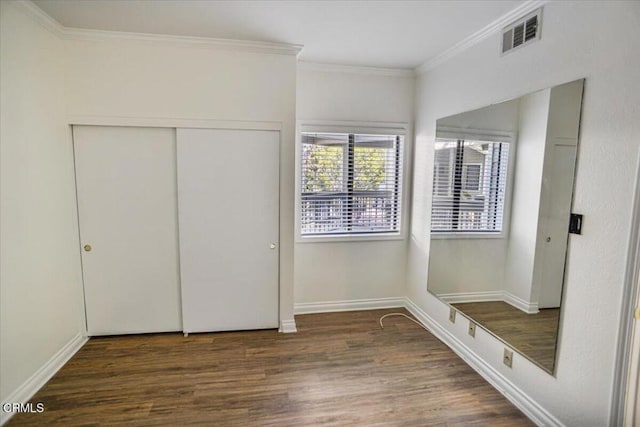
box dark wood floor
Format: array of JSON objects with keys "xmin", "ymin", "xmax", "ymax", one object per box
[
  {"xmin": 10, "ymin": 309, "xmax": 532, "ymax": 426},
  {"xmin": 452, "ymin": 301, "xmax": 560, "ymax": 373}
]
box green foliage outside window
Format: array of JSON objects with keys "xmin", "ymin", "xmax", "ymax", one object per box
[{"xmin": 302, "ymin": 144, "xmax": 386, "ymax": 192}]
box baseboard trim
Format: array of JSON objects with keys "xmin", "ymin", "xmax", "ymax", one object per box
[
  {"xmin": 1, "ymin": 332, "xmax": 88, "ymax": 425},
  {"xmin": 437, "ymin": 290, "xmax": 503, "ymax": 304},
  {"xmin": 294, "ymin": 297, "xmax": 405, "ymax": 315},
  {"xmin": 278, "ymin": 319, "xmax": 297, "ymax": 333},
  {"xmin": 438, "ymin": 291, "xmax": 539, "ymax": 314},
  {"xmin": 403, "ymin": 298, "xmax": 563, "ymax": 427},
  {"xmin": 503, "ymin": 292, "xmax": 539, "ymax": 314}
]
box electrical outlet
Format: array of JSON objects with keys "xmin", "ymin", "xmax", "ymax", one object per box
[
  {"xmin": 468, "ymin": 322, "xmax": 476, "ymax": 337},
  {"xmin": 503, "ymin": 348, "xmax": 513, "ymax": 368},
  {"xmin": 449, "ymin": 308, "xmax": 456, "ymax": 323}
]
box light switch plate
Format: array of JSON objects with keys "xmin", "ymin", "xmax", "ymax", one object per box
[
  {"xmin": 468, "ymin": 322, "xmax": 476, "ymax": 337},
  {"xmin": 503, "ymin": 348, "xmax": 513, "ymax": 368},
  {"xmin": 449, "ymin": 308, "xmax": 456, "ymax": 323}
]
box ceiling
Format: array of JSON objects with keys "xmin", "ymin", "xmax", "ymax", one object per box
[{"xmin": 34, "ymin": 0, "xmax": 525, "ymax": 69}]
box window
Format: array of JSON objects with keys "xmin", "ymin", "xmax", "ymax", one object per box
[
  {"xmin": 300, "ymin": 132, "xmax": 403, "ymax": 237},
  {"xmin": 431, "ymin": 139, "xmax": 509, "ymax": 233},
  {"xmin": 462, "ymin": 164, "xmax": 482, "ymax": 192}
]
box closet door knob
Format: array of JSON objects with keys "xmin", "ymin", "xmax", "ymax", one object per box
[
  {"xmin": 270, "ymin": 243, "xmax": 277, "ymax": 249},
  {"xmin": 83, "ymin": 244, "xmax": 92, "ymax": 252}
]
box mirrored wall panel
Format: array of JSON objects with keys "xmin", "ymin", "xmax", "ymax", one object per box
[{"xmin": 427, "ymin": 79, "xmax": 585, "ymax": 374}]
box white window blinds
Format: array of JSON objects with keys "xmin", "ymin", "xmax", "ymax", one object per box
[
  {"xmin": 431, "ymin": 139, "xmax": 509, "ymax": 233},
  {"xmin": 301, "ymin": 132, "xmax": 403, "ymax": 236}
]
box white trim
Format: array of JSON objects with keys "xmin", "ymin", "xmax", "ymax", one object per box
[
  {"xmin": 436, "ymin": 126, "xmax": 515, "ymax": 143},
  {"xmin": 298, "ymin": 120, "xmax": 409, "ymax": 135},
  {"xmin": 437, "ymin": 291, "xmax": 503, "ymax": 304},
  {"xmin": 297, "ymin": 234, "xmax": 405, "ymax": 244},
  {"xmin": 298, "ymin": 61, "xmax": 415, "ymax": 78},
  {"xmin": 0, "ymin": 333, "xmax": 88, "ymax": 425},
  {"xmin": 9, "ymin": 1, "xmax": 65, "ymax": 37},
  {"xmin": 61, "ymin": 27, "xmax": 302, "ymax": 56},
  {"xmin": 68, "ymin": 115, "xmax": 282, "ymax": 131},
  {"xmin": 503, "ymin": 292, "xmax": 539, "ymax": 314},
  {"xmin": 436, "ymin": 291, "xmax": 539, "ymax": 314},
  {"xmin": 294, "ymin": 297, "xmax": 405, "ymax": 315},
  {"xmin": 430, "ymin": 232, "xmax": 505, "ymax": 240},
  {"xmin": 279, "ymin": 319, "xmax": 298, "ymax": 333},
  {"xmin": 404, "ymin": 298, "xmax": 564, "ymax": 427},
  {"xmin": 611, "ymin": 149, "xmax": 640, "ymax": 426},
  {"xmin": 13, "ymin": 1, "xmax": 302, "ymax": 56},
  {"xmin": 416, "ymin": 0, "xmax": 548, "ymax": 74}
]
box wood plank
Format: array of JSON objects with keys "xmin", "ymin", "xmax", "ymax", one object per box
[{"xmin": 9, "ymin": 309, "xmax": 532, "ymax": 426}]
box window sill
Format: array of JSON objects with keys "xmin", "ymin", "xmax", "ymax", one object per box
[
  {"xmin": 430, "ymin": 232, "xmax": 505, "ymax": 240},
  {"xmin": 297, "ymin": 233, "xmax": 405, "ymax": 244}
]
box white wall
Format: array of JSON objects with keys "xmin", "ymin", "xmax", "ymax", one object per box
[
  {"xmin": 428, "ymin": 239, "xmax": 506, "ymax": 296},
  {"xmin": 0, "ymin": 1, "xmax": 85, "ymax": 402},
  {"xmin": 437, "ymin": 98, "xmax": 520, "ymax": 133},
  {"xmin": 295, "ymin": 64, "xmax": 414, "ymax": 305},
  {"xmin": 504, "ymin": 89, "xmax": 550, "ymax": 303},
  {"xmin": 64, "ymin": 34, "xmax": 298, "ymax": 325},
  {"xmin": 408, "ymin": 1, "xmax": 640, "ymax": 425}
]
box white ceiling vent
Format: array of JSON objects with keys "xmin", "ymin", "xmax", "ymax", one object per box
[{"xmin": 501, "ymin": 8, "xmax": 542, "ymax": 55}]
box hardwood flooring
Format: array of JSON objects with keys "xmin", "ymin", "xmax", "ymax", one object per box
[
  {"xmin": 452, "ymin": 301, "xmax": 560, "ymax": 373},
  {"xmin": 9, "ymin": 309, "xmax": 532, "ymax": 426}
]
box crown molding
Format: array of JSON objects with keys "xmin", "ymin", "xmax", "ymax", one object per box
[
  {"xmin": 298, "ymin": 61, "xmax": 415, "ymax": 78},
  {"xmin": 416, "ymin": 0, "xmax": 548, "ymax": 75},
  {"xmin": 10, "ymin": 0, "xmax": 65, "ymax": 37},
  {"xmin": 61, "ymin": 27, "xmax": 303, "ymax": 55},
  {"xmin": 11, "ymin": 0, "xmax": 303, "ymax": 56}
]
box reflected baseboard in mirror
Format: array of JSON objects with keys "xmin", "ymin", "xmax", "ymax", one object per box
[{"xmin": 426, "ymin": 78, "xmax": 585, "ymax": 375}]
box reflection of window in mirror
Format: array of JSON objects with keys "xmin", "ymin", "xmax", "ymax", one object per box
[
  {"xmin": 462, "ymin": 163, "xmax": 482, "ymax": 192},
  {"xmin": 431, "ymin": 139, "xmax": 509, "ymax": 233}
]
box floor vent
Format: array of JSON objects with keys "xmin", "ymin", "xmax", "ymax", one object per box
[{"xmin": 501, "ymin": 8, "xmax": 542, "ymax": 55}]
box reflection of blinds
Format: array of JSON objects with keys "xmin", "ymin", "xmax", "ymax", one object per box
[
  {"xmin": 301, "ymin": 133, "xmax": 403, "ymax": 236},
  {"xmin": 431, "ymin": 139, "xmax": 509, "ymax": 232}
]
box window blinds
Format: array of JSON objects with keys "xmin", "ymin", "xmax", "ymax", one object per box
[
  {"xmin": 431, "ymin": 139, "xmax": 509, "ymax": 233},
  {"xmin": 301, "ymin": 132, "xmax": 403, "ymax": 236}
]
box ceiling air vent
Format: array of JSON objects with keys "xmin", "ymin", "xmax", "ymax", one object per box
[{"xmin": 501, "ymin": 9, "xmax": 541, "ymax": 55}]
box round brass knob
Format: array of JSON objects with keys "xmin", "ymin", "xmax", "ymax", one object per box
[{"xmin": 83, "ymin": 244, "xmax": 92, "ymax": 252}]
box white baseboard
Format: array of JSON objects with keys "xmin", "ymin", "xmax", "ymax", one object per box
[
  {"xmin": 437, "ymin": 290, "xmax": 503, "ymax": 304},
  {"xmin": 1, "ymin": 332, "xmax": 88, "ymax": 425},
  {"xmin": 503, "ymin": 292, "xmax": 539, "ymax": 314},
  {"xmin": 294, "ymin": 297, "xmax": 405, "ymax": 315},
  {"xmin": 438, "ymin": 291, "xmax": 539, "ymax": 314},
  {"xmin": 403, "ymin": 298, "xmax": 563, "ymax": 427},
  {"xmin": 278, "ymin": 319, "xmax": 297, "ymax": 333}
]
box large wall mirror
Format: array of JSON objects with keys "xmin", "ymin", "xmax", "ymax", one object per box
[{"xmin": 427, "ymin": 79, "xmax": 585, "ymax": 374}]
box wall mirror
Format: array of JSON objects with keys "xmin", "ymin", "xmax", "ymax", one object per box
[{"xmin": 427, "ymin": 79, "xmax": 585, "ymax": 374}]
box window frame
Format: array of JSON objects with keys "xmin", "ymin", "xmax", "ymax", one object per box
[
  {"xmin": 431, "ymin": 128, "xmax": 515, "ymax": 240},
  {"xmin": 296, "ymin": 120, "xmax": 410, "ymax": 243}
]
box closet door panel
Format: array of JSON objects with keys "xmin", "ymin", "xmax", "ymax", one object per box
[
  {"xmin": 74, "ymin": 126, "xmax": 182, "ymax": 335},
  {"xmin": 177, "ymin": 128, "xmax": 279, "ymax": 333}
]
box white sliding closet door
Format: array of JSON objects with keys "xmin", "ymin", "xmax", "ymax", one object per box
[
  {"xmin": 74, "ymin": 126, "xmax": 182, "ymax": 335},
  {"xmin": 177, "ymin": 128, "xmax": 279, "ymax": 333}
]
